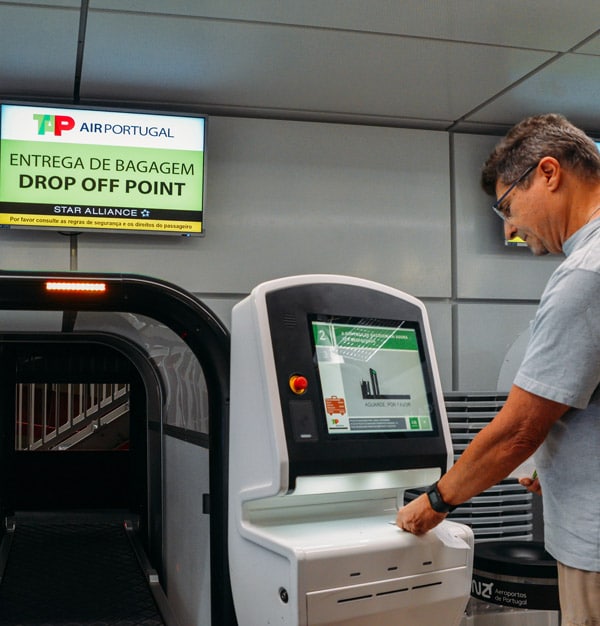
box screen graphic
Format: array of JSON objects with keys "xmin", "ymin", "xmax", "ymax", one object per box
[
  {"xmin": 311, "ymin": 318, "xmax": 434, "ymax": 435},
  {"xmin": 0, "ymin": 104, "xmax": 206, "ymax": 235},
  {"xmin": 506, "ymin": 235, "xmax": 527, "ymax": 247}
]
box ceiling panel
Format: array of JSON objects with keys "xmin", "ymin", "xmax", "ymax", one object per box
[
  {"xmin": 80, "ymin": 11, "xmax": 552, "ymax": 125},
  {"xmin": 466, "ymin": 53, "xmax": 600, "ymax": 134},
  {"xmin": 0, "ymin": 3, "xmax": 80, "ymax": 98},
  {"xmin": 1, "ymin": 1, "xmax": 600, "ymax": 132},
  {"xmin": 575, "ymin": 32, "xmax": 600, "ymax": 55},
  {"xmin": 90, "ymin": 0, "xmax": 600, "ymax": 52},
  {"xmin": 3, "ymin": 0, "xmax": 79, "ymax": 6}
]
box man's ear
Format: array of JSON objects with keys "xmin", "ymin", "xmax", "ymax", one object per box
[{"xmin": 538, "ymin": 156, "xmax": 561, "ymax": 191}]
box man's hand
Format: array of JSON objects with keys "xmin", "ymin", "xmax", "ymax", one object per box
[
  {"xmin": 396, "ymin": 386, "xmax": 566, "ymax": 536},
  {"xmin": 518, "ymin": 475, "xmax": 542, "ymax": 496},
  {"xmin": 396, "ymin": 493, "xmax": 447, "ymax": 535}
]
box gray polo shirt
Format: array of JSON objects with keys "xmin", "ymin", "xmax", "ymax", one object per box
[{"xmin": 514, "ymin": 218, "xmax": 600, "ymax": 572}]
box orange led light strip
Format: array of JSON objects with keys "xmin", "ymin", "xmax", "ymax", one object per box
[{"xmin": 45, "ymin": 281, "xmax": 107, "ymax": 293}]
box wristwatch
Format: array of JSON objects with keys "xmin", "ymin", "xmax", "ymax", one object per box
[{"xmin": 426, "ymin": 481, "xmax": 457, "ymax": 513}]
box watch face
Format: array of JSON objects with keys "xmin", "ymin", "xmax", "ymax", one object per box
[{"xmin": 427, "ymin": 484, "xmax": 449, "ymax": 512}]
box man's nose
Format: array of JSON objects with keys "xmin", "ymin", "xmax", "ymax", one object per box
[{"xmin": 504, "ymin": 220, "xmax": 518, "ymax": 240}]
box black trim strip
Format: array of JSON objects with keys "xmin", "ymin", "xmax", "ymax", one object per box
[
  {"xmin": 337, "ymin": 594, "xmax": 372, "ymax": 603},
  {"xmin": 163, "ymin": 423, "xmax": 209, "ymax": 449},
  {"xmin": 376, "ymin": 587, "xmax": 409, "ymax": 596},
  {"xmin": 412, "ymin": 581, "xmax": 442, "ymax": 590}
]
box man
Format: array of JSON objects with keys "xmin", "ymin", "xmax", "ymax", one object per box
[{"xmin": 396, "ymin": 113, "xmax": 600, "ymax": 625}]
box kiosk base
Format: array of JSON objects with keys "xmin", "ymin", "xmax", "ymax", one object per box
[{"xmin": 232, "ymin": 501, "xmax": 473, "ymax": 626}]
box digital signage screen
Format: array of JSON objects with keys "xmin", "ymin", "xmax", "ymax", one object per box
[
  {"xmin": 310, "ymin": 316, "xmax": 435, "ymax": 436},
  {"xmin": 0, "ymin": 103, "xmax": 206, "ymax": 236}
]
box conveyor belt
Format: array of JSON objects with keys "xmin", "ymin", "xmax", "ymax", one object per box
[{"xmin": 0, "ymin": 512, "xmax": 166, "ymax": 625}]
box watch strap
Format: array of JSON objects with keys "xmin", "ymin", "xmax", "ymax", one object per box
[{"xmin": 426, "ymin": 481, "xmax": 457, "ymax": 513}]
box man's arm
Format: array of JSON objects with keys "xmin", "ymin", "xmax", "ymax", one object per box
[{"xmin": 396, "ymin": 384, "xmax": 569, "ymax": 534}]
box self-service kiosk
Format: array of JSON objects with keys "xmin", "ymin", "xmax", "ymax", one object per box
[{"xmin": 228, "ymin": 275, "xmax": 474, "ymax": 625}]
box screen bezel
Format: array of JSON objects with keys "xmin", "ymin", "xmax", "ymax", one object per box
[
  {"xmin": 265, "ymin": 282, "xmax": 449, "ymax": 485},
  {"xmin": 0, "ymin": 101, "xmax": 207, "ymax": 237}
]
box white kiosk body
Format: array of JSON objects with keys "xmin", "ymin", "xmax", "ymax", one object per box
[{"xmin": 228, "ymin": 275, "xmax": 473, "ymax": 625}]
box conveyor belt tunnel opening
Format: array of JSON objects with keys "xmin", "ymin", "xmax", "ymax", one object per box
[{"xmin": 0, "ymin": 271, "xmax": 234, "ymax": 626}]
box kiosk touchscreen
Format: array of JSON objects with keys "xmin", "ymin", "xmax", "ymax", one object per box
[
  {"xmin": 311, "ymin": 316, "xmax": 433, "ymax": 436},
  {"xmin": 228, "ymin": 275, "xmax": 473, "ymax": 626}
]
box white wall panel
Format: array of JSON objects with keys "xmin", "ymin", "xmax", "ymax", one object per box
[
  {"xmin": 454, "ymin": 133, "xmax": 561, "ymax": 300},
  {"xmin": 193, "ymin": 294, "xmax": 242, "ymax": 332},
  {"xmin": 421, "ymin": 300, "xmax": 452, "ymax": 392},
  {"xmin": 78, "ymin": 117, "xmax": 452, "ymax": 297},
  {"xmin": 0, "ymin": 229, "xmax": 71, "ymax": 271},
  {"xmin": 456, "ymin": 302, "xmax": 539, "ymax": 391}
]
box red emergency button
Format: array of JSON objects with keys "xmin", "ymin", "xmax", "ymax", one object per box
[{"xmin": 289, "ymin": 374, "xmax": 309, "ymax": 395}]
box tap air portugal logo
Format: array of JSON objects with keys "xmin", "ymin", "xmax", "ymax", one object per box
[
  {"xmin": 0, "ymin": 105, "xmax": 202, "ymax": 150},
  {"xmin": 34, "ymin": 114, "xmax": 76, "ymax": 137},
  {"xmin": 31, "ymin": 112, "xmax": 176, "ymax": 140}
]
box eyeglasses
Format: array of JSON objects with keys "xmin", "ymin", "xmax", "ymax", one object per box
[{"xmin": 492, "ymin": 164, "xmax": 536, "ymax": 220}]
